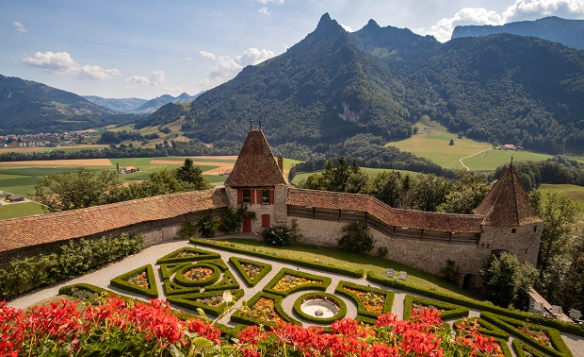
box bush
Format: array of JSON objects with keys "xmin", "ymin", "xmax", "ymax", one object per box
[
  {"xmin": 338, "ymin": 221, "xmax": 373, "ymax": 253},
  {"xmin": 196, "ymin": 215, "xmax": 218, "ymax": 238},
  {"xmin": 177, "ymin": 221, "xmax": 197, "ymax": 239},
  {"xmin": 219, "ymin": 206, "xmax": 255, "ymax": 234},
  {"xmin": 262, "ymin": 225, "xmax": 292, "ymax": 246},
  {"xmin": 441, "ymin": 259, "xmax": 460, "ymax": 285}
]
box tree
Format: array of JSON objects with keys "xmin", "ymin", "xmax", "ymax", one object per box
[
  {"xmin": 449, "ymin": 139, "xmax": 454, "ymax": 146},
  {"xmin": 175, "ymin": 158, "xmax": 210, "ymax": 190},
  {"xmin": 32, "ymin": 169, "xmax": 121, "ymax": 211},
  {"xmin": 338, "ymin": 221, "xmax": 374, "ymax": 254},
  {"xmin": 481, "ymin": 251, "xmax": 537, "ymax": 308}
]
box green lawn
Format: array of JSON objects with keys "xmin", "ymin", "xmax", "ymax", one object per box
[
  {"xmin": 213, "ymin": 238, "xmax": 485, "ymax": 301},
  {"xmin": 388, "ymin": 116, "xmax": 552, "ymax": 170},
  {"xmin": 0, "ymin": 202, "xmax": 45, "ymax": 219},
  {"xmin": 538, "ymin": 184, "xmax": 584, "ymax": 219}
]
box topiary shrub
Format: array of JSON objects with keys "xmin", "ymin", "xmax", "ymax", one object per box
[{"xmin": 338, "ymin": 221, "xmax": 373, "ymax": 253}]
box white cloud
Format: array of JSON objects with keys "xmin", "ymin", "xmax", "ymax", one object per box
[
  {"xmin": 124, "ymin": 70, "xmax": 166, "ymax": 87},
  {"xmin": 13, "ymin": 21, "xmax": 27, "ymax": 33},
  {"xmin": 423, "ymin": 0, "xmax": 584, "ymax": 42},
  {"xmin": 258, "ymin": 7, "xmax": 271, "ymax": 15},
  {"xmin": 257, "ymin": 0, "xmax": 284, "ymax": 4},
  {"xmin": 22, "ymin": 51, "xmax": 120, "ymax": 79},
  {"xmin": 199, "ymin": 48, "xmax": 275, "ymax": 87}
]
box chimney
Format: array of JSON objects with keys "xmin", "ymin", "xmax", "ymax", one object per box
[{"xmin": 277, "ymin": 152, "xmax": 284, "ymax": 172}]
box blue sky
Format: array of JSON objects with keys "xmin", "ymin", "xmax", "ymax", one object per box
[{"xmin": 2, "ymin": 0, "xmax": 583, "ymax": 99}]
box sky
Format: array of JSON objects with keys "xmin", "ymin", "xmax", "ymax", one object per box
[{"xmin": 2, "ymin": 0, "xmax": 583, "ymax": 100}]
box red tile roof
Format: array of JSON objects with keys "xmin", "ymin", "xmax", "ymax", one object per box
[
  {"xmin": 473, "ymin": 166, "xmax": 542, "ymax": 226},
  {"xmin": 224, "ymin": 130, "xmax": 286, "ymax": 187},
  {"xmin": 287, "ymin": 188, "xmax": 484, "ymax": 233},
  {"xmin": 0, "ymin": 189, "xmax": 228, "ymax": 253}
]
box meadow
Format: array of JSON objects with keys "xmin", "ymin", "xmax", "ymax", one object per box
[
  {"xmin": 388, "ymin": 116, "xmax": 552, "ymax": 170},
  {"xmin": 538, "ymin": 184, "xmax": 584, "ymax": 220}
]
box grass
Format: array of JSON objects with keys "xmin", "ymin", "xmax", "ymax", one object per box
[
  {"xmin": 0, "ymin": 202, "xmax": 45, "ymax": 219},
  {"xmin": 388, "ymin": 116, "xmax": 552, "ymax": 170},
  {"xmin": 213, "ymin": 238, "xmax": 485, "ymax": 301},
  {"xmin": 538, "ymin": 184, "xmax": 584, "ymax": 219}
]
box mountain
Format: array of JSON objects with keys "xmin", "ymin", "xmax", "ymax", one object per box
[
  {"xmin": 452, "ymin": 17, "xmax": 584, "ymax": 50},
  {"xmin": 83, "ymin": 96, "xmax": 148, "ymax": 113},
  {"xmin": 135, "ymin": 92, "xmax": 201, "ymax": 114},
  {"xmin": 0, "ymin": 75, "xmax": 121, "ymax": 134}
]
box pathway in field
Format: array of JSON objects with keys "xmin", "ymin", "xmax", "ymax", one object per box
[{"xmin": 459, "ymin": 149, "xmax": 490, "ymax": 171}]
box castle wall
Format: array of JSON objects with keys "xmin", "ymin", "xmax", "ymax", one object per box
[
  {"xmin": 225, "ymin": 186, "xmax": 288, "ymax": 233},
  {"xmin": 478, "ymin": 223, "xmax": 542, "ymax": 267},
  {"xmin": 289, "ymin": 216, "xmax": 499, "ymax": 285}
]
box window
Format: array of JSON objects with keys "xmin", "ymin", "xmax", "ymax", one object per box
[
  {"xmin": 261, "ymin": 189, "xmax": 270, "ymax": 204},
  {"xmin": 534, "ymin": 225, "xmax": 538, "ymax": 232},
  {"xmin": 511, "ymin": 228, "xmax": 517, "ymax": 233},
  {"xmin": 242, "ymin": 189, "xmax": 251, "ymax": 204}
]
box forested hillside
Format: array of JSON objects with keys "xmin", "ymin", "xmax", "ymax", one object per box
[{"xmin": 144, "ymin": 14, "xmax": 584, "ymax": 155}]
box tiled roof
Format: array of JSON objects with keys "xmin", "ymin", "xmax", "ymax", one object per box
[
  {"xmin": 287, "ymin": 189, "xmax": 484, "ymax": 233},
  {"xmin": 0, "ymin": 189, "xmax": 228, "ymax": 253},
  {"xmin": 473, "ymin": 166, "xmax": 542, "ymax": 226},
  {"xmin": 224, "ymin": 130, "xmax": 286, "ymax": 187}
]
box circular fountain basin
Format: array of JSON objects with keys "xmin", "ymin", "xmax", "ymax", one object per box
[{"xmin": 300, "ymin": 299, "xmax": 339, "ymax": 318}]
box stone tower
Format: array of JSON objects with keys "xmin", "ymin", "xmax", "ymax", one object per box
[
  {"xmin": 473, "ymin": 165, "xmax": 543, "ymax": 267},
  {"xmin": 224, "ymin": 129, "xmax": 289, "ymax": 233}
]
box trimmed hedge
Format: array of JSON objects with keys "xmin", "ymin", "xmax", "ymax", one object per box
[
  {"xmin": 512, "ymin": 339, "xmax": 549, "ymax": 357},
  {"xmin": 164, "ymin": 280, "xmax": 200, "ymax": 296},
  {"xmin": 166, "ymin": 289, "xmax": 245, "ymax": 316},
  {"xmin": 262, "ymin": 268, "xmax": 331, "ymax": 296},
  {"xmin": 110, "ymin": 264, "xmax": 158, "ymax": 298},
  {"xmin": 156, "ymin": 247, "xmax": 221, "ymax": 264},
  {"xmin": 292, "ymin": 292, "xmax": 347, "ymax": 324},
  {"xmin": 191, "ymin": 238, "xmax": 364, "ymax": 278},
  {"xmin": 160, "ymin": 263, "xmax": 188, "ymax": 280},
  {"xmin": 403, "ymin": 295, "xmax": 469, "ymax": 321},
  {"xmin": 494, "ymin": 337, "xmax": 513, "ymax": 357},
  {"xmin": 230, "ymin": 292, "xmax": 299, "ymax": 328},
  {"xmin": 335, "ymin": 281, "xmax": 394, "ymax": 319},
  {"xmin": 205, "ymin": 270, "xmax": 240, "ymax": 292},
  {"xmin": 204, "ymin": 259, "xmax": 230, "ymax": 271},
  {"xmin": 481, "ymin": 312, "xmax": 572, "ymax": 357},
  {"xmin": 173, "ymin": 263, "xmax": 221, "ymax": 287},
  {"xmin": 367, "ymin": 272, "xmax": 584, "ymax": 337},
  {"xmin": 452, "ymin": 317, "xmax": 510, "ymax": 340},
  {"xmin": 229, "ymin": 256, "xmax": 272, "ymax": 287}
]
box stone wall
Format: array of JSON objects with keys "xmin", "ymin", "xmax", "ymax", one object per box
[{"xmin": 479, "ymin": 223, "xmax": 542, "ymax": 267}]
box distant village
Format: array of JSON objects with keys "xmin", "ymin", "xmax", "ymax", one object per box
[{"xmin": 0, "ymin": 130, "xmax": 96, "ymax": 148}]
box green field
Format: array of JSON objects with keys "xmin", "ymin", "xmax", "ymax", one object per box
[
  {"xmin": 538, "ymin": 184, "xmax": 584, "ymax": 219},
  {"xmin": 0, "ymin": 202, "xmax": 45, "ymax": 219},
  {"xmin": 292, "ymin": 168, "xmax": 419, "ymax": 186},
  {"xmin": 388, "ymin": 116, "xmax": 552, "ymax": 170}
]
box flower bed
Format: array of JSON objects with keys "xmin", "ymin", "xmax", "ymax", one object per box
[
  {"xmin": 335, "ymin": 281, "xmax": 393, "ymax": 318},
  {"xmin": 163, "ymin": 280, "xmax": 200, "ymax": 296},
  {"xmin": 512, "ymin": 339, "xmax": 549, "ymax": 357},
  {"xmin": 204, "ymin": 270, "xmax": 240, "ymax": 291},
  {"xmin": 231, "ymin": 292, "xmax": 298, "ymax": 327},
  {"xmin": 263, "ymin": 268, "xmax": 330, "ymax": 296},
  {"xmin": 481, "ymin": 312, "xmax": 572, "ymax": 357},
  {"xmin": 173, "ymin": 263, "xmax": 221, "ymax": 287},
  {"xmin": 454, "ymin": 317, "xmax": 510, "ymax": 340},
  {"xmin": 403, "ymin": 295, "xmax": 469, "ymax": 321},
  {"xmin": 110, "ymin": 264, "xmax": 158, "ymax": 298},
  {"xmin": 229, "ymin": 256, "xmax": 272, "ymax": 287},
  {"xmin": 167, "ymin": 289, "xmax": 244, "ymax": 316},
  {"xmin": 156, "ymin": 247, "xmax": 220, "ymax": 264},
  {"xmin": 292, "ymin": 292, "xmax": 347, "ymax": 324},
  {"xmin": 160, "ymin": 263, "xmax": 188, "ymax": 279}
]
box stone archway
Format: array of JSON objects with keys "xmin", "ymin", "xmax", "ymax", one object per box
[{"xmin": 463, "ymin": 274, "xmax": 476, "ymax": 290}]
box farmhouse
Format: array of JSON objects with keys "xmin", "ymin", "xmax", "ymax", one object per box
[{"xmin": 0, "ymin": 128, "xmax": 542, "ymax": 288}]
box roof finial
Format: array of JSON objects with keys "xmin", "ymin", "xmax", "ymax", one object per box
[
  {"xmin": 259, "ymin": 120, "xmax": 262, "ymax": 130},
  {"xmin": 249, "ymin": 120, "xmax": 252, "ymax": 130}
]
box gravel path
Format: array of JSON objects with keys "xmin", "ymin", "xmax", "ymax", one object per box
[{"xmin": 7, "ymin": 239, "xmax": 583, "ymax": 357}]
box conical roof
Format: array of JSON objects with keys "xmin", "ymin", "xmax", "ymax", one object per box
[
  {"xmin": 473, "ymin": 166, "xmax": 542, "ymax": 226},
  {"xmin": 224, "ymin": 130, "xmax": 286, "ymax": 187}
]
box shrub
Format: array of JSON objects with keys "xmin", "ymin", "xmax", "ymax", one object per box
[
  {"xmin": 262, "ymin": 225, "xmax": 292, "ymax": 246},
  {"xmin": 177, "ymin": 221, "xmax": 197, "ymax": 239},
  {"xmin": 441, "ymin": 259, "xmax": 460, "ymax": 285},
  {"xmin": 196, "ymin": 215, "xmax": 218, "ymax": 238},
  {"xmin": 219, "ymin": 206, "xmax": 255, "ymax": 234},
  {"xmin": 338, "ymin": 220, "xmax": 373, "ymax": 253}
]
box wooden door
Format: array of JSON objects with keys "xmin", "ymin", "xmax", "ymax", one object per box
[{"xmin": 243, "ymin": 216, "xmax": 252, "ymax": 233}]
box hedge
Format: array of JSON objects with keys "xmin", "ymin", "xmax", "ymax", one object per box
[
  {"xmin": 156, "ymin": 247, "xmax": 220, "ymax": 264},
  {"xmin": 160, "ymin": 263, "xmax": 188, "ymax": 280},
  {"xmin": 403, "ymin": 295, "xmax": 469, "ymax": 321},
  {"xmin": 204, "ymin": 259, "xmax": 230, "ymax": 271},
  {"xmin": 452, "ymin": 317, "xmax": 510, "ymax": 340},
  {"xmin": 367, "ymin": 272, "xmax": 584, "ymax": 337},
  {"xmin": 230, "ymin": 292, "xmax": 300, "ymax": 328},
  {"xmin": 335, "ymin": 281, "xmax": 394, "ymax": 319},
  {"xmin": 191, "ymin": 238, "xmax": 364, "ymax": 278},
  {"xmin": 166, "ymin": 289, "xmax": 245, "ymax": 316},
  {"xmin": 292, "ymin": 292, "xmax": 347, "ymax": 324},
  {"xmin": 110, "ymin": 264, "xmax": 158, "ymax": 298},
  {"xmin": 262, "ymin": 268, "xmax": 331, "ymax": 296},
  {"xmin": 494, "ymin": 337, "xmax": 513, "ymax": 357},
  {"xmin": 229, "ymin": 256, "xmax": 273, "ymax": 287},
  {"xmin": 58, "ymin": 283, "xmax": 239, "ymax": 337},
  {"xmin": 204, "ymin": 270, "xmax": 240, "ymax": 292},
  {"xmin": 173, "ymin": 263, "xmax": 221, "ymax": 287},
  {"xmin": 481, "ymin": 312, "xmax": 572, "ymax": 357},
  {"xmin": 512, "ymin": 339, "xmax": 549, "ymax": 357},
  {"xmin": 164, "ymin": 280, "xmax": 201, "ymax": 296}
]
